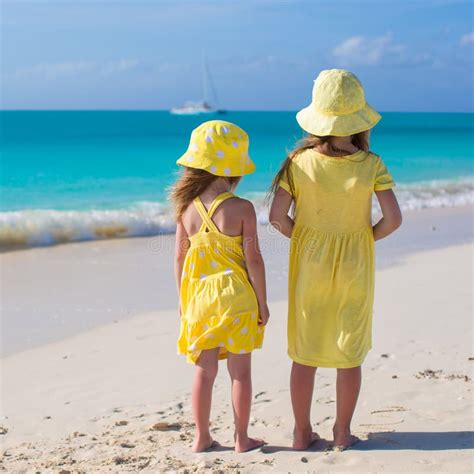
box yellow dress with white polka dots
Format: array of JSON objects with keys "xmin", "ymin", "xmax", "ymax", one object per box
[{"xmin": 177, "ymin": 191, "xmax": 264, "ymax": 364}]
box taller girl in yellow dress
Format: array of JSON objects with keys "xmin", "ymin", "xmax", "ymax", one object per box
[{"xmin": 270, "ymin": 69, "xmax": 402, "ymax": 451}]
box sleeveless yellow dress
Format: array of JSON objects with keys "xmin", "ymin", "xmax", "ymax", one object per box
[
  {"xmin": 279, "ymin": 149, "xmax": 395, "ymax": 368},
  {"xmin": 177, "ymin": 191, "xmax": 264, "ymax": 364}
]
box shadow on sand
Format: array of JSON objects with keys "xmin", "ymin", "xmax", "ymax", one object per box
[
  {"xmin": 356, "ymin": 431, "xmax": 474, "ymax": 451},
  {"xmin": 261, "ymin": 437, "xmax": 332, "ymax": 454},
  {"xmin": 261, "ymin": 431, "xmax": 474, "ymax": 454}
]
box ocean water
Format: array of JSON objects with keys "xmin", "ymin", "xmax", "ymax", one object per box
[{"xmin": 1, "ymin": 111, "xmax": 473, "ymax": 248}]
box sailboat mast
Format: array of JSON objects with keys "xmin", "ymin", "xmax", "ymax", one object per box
[
  {"xmin": 170, "ymin": 52, "xmax": 224, "ymax": 114},
  {"xmin": 202, "ymin": 53, "xmax": 209, "ymax": 103}
]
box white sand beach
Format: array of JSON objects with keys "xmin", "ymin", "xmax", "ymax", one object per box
[{"xmin": 1, "ymin": 206, "xmax": 473, "ymax": 472}]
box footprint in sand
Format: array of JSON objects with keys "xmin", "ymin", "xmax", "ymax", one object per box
[
  {"xmin": 416, "ymin": 369, "xmax": 443, "ymax": 379},
  {"xmin": 255, "ymin": 398, "xmax": 272, "ymax": 404},
  {"xmin": 316, "ymin": 416, "xmax": 333, "ymax": 426},
  {"xmin": 119, "ymin": 442, "xmax": 135, "ymax": 448},
  {"xmin": 317, "ymin": 397, "xmax": 336, "ymax": 404},
  {"xmin": 446, "ymin": 373, "xmax": 471, "ymax": 381},
  {"xmin": 370, "ymin": 406, "xmax": 407, "ymax": 415},
  {"xmin": 113, "ymin": 455, "xmax": 129, "ymax": 465},
  {"xmin": 360, "ymin": 420, "xmax": 405, "ymax": 427},
  {"xmin": 416, "ymin": 369, "xmax": 471, "ymax": 381},
  {"xmin": 150, "ymin": 422, "xmax": 182, "ymax": 431}
]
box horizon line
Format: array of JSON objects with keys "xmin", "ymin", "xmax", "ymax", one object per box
[{"xmin": 1, "ymin": 109, "xmax": 473, "ymax": 114}]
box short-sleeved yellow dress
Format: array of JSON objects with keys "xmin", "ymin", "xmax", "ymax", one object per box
[
  {"xmin": 177, "ymin": 191, "xmax": 264, "ymax": 364},
  {"xmin": 279, "ymin": 149, "xmax": 395, "ymax": 368}
]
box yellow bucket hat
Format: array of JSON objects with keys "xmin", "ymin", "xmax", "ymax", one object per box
[
  {"xmin": 177, "ymin": 120, "xmax": 256, "ymax": 177},
  {"xmin": 296, "ymin": 69, "xmax": 381, "ymax": 137}
]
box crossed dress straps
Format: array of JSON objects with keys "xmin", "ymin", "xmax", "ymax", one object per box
[{"xmin": 193, "ymin": 191, "xmax": 235, "ymax": 234}]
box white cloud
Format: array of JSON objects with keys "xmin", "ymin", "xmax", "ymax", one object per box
[
  {"xmin": 332, "ymin": 33, "xmax": 398, "ymax": 66},
  {"xmin": 218, "ymin": 54, "xmax": 309, "ymax": 73},
  {"xmin": 101, "ymin": 59, "xmax": 139, "ymax": 75},
  {"xmin": 460, "ymin": 32, "xmax": 474, "ymax": 46},
  {"xmin": 10, "ymin": 59, "xmax": 140, "ymax": 80},
  {"xmin": 332, "ymin": 33, "xmax": 433, "ymax": 68},
  {"xmin": 13, "ymin": 61, "xmax": 94, "ymax": 80}
]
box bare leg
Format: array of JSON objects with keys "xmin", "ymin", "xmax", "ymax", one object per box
[
  {"xmin": 191, "ymin": 348, "xmax": 219, "ymax": 452},
  {"xmin": 290, "ymin": 362, "xmax": 320, "ymax": 450},
  {"xmin": 227, "ymin": 352, "xmax": 265, "ymax": 452},
  {"xmin": 333, "ymin": 366, "xmax": 361, "ymax": 449}
]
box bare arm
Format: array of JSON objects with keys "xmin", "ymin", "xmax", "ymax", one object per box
[
  {"xmin": 242, "ymin": 201, "xmax": 269, "ymax": 326},
  {"xmin": 269, "ymin": 187, "xmax": 294, "ymax": 238},
  {"xmin": 373, "ymin": 189, "xmax": 402, "ymax": 241},
  {"xmin": 174, "ymin": 219, "xmax": 190, "ymax": 297}
]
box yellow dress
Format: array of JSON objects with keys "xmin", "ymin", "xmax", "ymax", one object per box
[
  {"xmin": 279, "ymin": 149, "xmax": 395, "ymax": 368},
  {"xmin": 177, "ymin": 191, "xmax": 264, "ymax": 364}
]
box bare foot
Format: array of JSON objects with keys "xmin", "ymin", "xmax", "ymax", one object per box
[
  {"xmin": 332, "ymin": 426, "xmax": 360, "ymax": 451},
  {"xmin": 293, "ymin": 430, "xmax": 320, "ymax": 450},
  {"xmin": 192, "ymin": 437, "xmax": 219, "ymax": 453},
  {"xmin": 235, "ymin": 436, "xmax": 266, "ymax": 453}
]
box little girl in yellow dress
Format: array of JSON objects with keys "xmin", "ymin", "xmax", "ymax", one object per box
[
  {"xmin": 269, "ymin": 69, "xmax": 402, "ymax": 451},
  {"xmin": 170, "ymin": 120, "xmax": 269, "ymax": 453}
]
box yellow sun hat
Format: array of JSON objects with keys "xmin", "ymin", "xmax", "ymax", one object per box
[
  {"xmin": 176, "ymin": 120, "xmax": 256, "ymax": 177},
  {"xmin": 296, "ymin": 69, "xmax": 381, "ymax": 137}
]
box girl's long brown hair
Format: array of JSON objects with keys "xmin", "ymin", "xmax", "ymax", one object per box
[
  {"xmin": 268, "ymin": 131, "xmax": 370, "ymax": 200},
  {"xmin": 169, "ymin": 167, "xmax": 240, "ymax": 220}
]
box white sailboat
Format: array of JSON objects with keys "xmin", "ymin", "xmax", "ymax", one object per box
[{"xmin": 171, "ymin": 57, "xmax": 225, "ymax": 115}]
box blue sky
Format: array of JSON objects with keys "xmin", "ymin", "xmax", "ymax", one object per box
[{"xmin": 1, "ymin": 0, "xmax": 473, "ymax": 111}]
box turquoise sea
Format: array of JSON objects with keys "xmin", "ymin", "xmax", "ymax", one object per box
[{"xmin": 1, "ymin": 111, "xmax": 473, "ymax": 247}]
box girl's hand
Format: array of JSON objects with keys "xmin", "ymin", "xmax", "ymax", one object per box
[
  {"xmin": 373, "ymin": 189, "xmax": 402, "ymax": 241},
  {"xmin": 174, "ymin": 219, "xmax": 190, "ymax": 296},
  {"xmin": 258, "ymin": 303, "xmax": 270, "ymax": 326},
  {"xmin": 269, "ymin": 187, "xmax": 294, "ymax": 238},
  {"xmin": 242, "ymin": 200, "xmax": 269, "ymax": 327}
]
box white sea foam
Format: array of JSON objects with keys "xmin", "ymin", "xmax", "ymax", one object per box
[
  {"xmin": 1, "ymin": 179, "xmax": 472, "ymax": 248},
  {"xmin": 378, "ymin": 178, "xmax": 474, "ymax": 211},
  {"xmin": 0, "ymin": 202, "xmax": 176, "ymax": 248},
  {"xmin": 252, "ymin": 178, "xmax": 474, "ymax": 223}
]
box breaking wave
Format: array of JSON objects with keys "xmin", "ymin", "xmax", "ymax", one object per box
[{"xmin": 1, "ymin": 178, "xmax": 472, "ymax": 249}]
